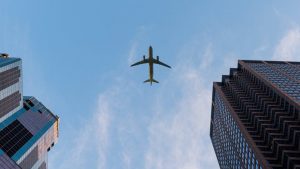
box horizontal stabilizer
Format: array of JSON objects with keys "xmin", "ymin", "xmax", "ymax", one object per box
[
  {"xmin": 144, "ymin": 79, "xmax": 150, "ymax": 83},
  {"xmin": 152, "ymin": 79, "xmax": 159, "ymax": 83},
  {"xmin": 144, "ymin": 79, "xmax": 159, "ymax": 83}
]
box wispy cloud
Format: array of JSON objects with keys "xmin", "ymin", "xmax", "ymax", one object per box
[
  {"xmin": 144, "ymin": 42, "xmax": 219, "ymax": 169},
  {"xmin": 200, "ymin": 43, "xmax": 214, "ymax": 69},
  {"xmin": 253, "ymin": 45, "xmax": 268, "ymax": 57},
  {"xmin": 50, "ymin": 39, "xmax": 219, "ymax": 169},
  {"xmin": 145, "ymin": 85, "xmax": 218, "ymax": 169},
  {"xmin": 122, "ymin": 151, "xmax": 132, "ymax": 169},
  {"xmin": 273, "ymin": 27, "xmax": 300, "ymax": 61},
  {"xmin": 51, "ymin": 90, "xmax": 115, "ymax": 169},
  {"xmin": 128, "ymin": 26, "xmax": 149, "ymax": 64},
  {"xmin": 128, "ymin": 41, "xmax": 139, "ymax": 65},
  {"xmin": 95, "ymin": 93, "xmax": 113, "ymax": 169},
  {"xmin": 50, "ymin": 25, "xmax": 300, "ymax": 169}
]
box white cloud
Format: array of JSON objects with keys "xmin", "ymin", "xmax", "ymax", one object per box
[
  {"xmin": 128, "ymin": 41, "xmax": 139, "ymax": 64},
  {"xmin": 200, "ymin": 43, "xmax": 214, "ymax": 69},
  {"xmin": 95, "ymin": 93, "xmax": 113, "ymax": 169},
  {"xmin": 273, "ymin": 28, "xmax": 300, "ymax": 61},
  {"xmin": 145, "ymin": 86, "xmax": 218, "ymax": 169},
  {"xmin": 51, "ymin": 90, "xmax": 114, "ymax": 169},
  {"xmin": 127, "ymin": 26, "xmax": 149, "ymax": 64},
  {"xmin": 122, "ymin": 151, "xmax": 132, "ymax": 169},
  {"xmin": 144, "ymin": 43, "xmax": 219, "ymax": 169},
  {"xmin": 50, "ymin": 40, "xmax": 219, "ymax": 169},
  {"xmin": 253, "ymin": 45, "xmax": 268, "ymax": 57}
]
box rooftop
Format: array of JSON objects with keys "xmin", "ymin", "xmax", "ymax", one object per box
[{"xmin": 0, "ymin": 57, "xmax": 21, "ymax": 67}]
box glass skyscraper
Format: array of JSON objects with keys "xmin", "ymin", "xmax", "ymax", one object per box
[
  {"xmin": 0, "ymin": 55, "xmax": 59, "ymax": 169},
  {"xmin": 210, "ymin": 60, "xmax": 300, "ymax": 169}
]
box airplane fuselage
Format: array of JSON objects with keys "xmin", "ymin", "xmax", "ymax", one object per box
[{"xmin": 148, "ymin": 46, "xmax": 154, "ymax": 83}]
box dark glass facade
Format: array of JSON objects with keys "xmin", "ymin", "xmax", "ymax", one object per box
[
  {"xmin": 0, "ymin": 153, "xmax": 21, "ymax": 169},
  {"xmin": 0, "ymin": 120, "xmax": 33, "ymax": 157},
  {"xmin": 0, "ymin": 57, "xmax": 22, "ymax": 123},
  {"xmin": 19, "ymin": 146, "xmax": 38, "ymax": 169},
  {"xmin": 0, "ymin": 67, "xmax": 20, "ymax": 91},
  {"xmin": 0, "ymin": 92, "xmax": 21, "ymax": 118},
  {"xmin": 0, "ymin": 57, "xmax": 59, "ymax": 169},
  {"xmin": 210, "ymin": 60, "xmax": 300, "ymax": 169}
]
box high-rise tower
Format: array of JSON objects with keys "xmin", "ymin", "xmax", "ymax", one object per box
[
  {"xmin": 210, "ymin": 60, "xmax": 300, "ymax": 169},
  {"xmin": 0, "ymin": 55, "xmax": 59, "ymax": 169}
]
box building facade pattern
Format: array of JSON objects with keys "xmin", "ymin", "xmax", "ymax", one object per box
[
  {"xmin": 210, "ymin": 60, "xmax": 300, "ymax": 169},
  {"xmin": 0, "ymin": 57, "xmax": 59, "ymax": 169},
  {"xmin": 0, "ymin": 58, "xmax": 23, "ymax": 124}
]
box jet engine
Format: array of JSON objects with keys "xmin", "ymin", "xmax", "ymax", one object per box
[{"xmin": 156, "ymin": 56, "xmax": 159, "ymax": 61}]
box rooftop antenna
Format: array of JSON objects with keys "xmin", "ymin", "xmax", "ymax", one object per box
[{"xmin": 0, "ymin": 53, "xmax": 9, "ymax": 58}]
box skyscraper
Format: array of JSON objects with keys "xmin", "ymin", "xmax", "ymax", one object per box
[
  {"xmin": 0, "ymin": 55, "xmax": 59, "ymax": 169},
  {"xmin": 210, "ymin": 60, "xmax": 300, "ymax": 169}
]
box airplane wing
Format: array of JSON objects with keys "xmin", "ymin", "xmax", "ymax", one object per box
[
  {"xmin": 153, "ymin": 58, "xmax": 171, "ymax": 68},
  {"xmin": 131, "ymin": 59, "xmax": 149, "ymax": 67}
]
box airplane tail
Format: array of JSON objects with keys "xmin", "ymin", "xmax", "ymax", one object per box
[
  {"xmin": 152, "ymin": 79, "xmax": 159, "ymax": 83},
  {"xmin": 144, "ymin": 79, "xmax": 159, "ymax": 85}
]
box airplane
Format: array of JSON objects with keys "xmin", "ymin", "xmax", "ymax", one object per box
[{"xmin": 131, "ymin": 46, "xmax": 171, "ymax": 85}]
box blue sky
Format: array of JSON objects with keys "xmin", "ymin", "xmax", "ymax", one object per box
[{"xmin": 1, "ymin": 1, "xmax": 300, "ymax": 169}]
